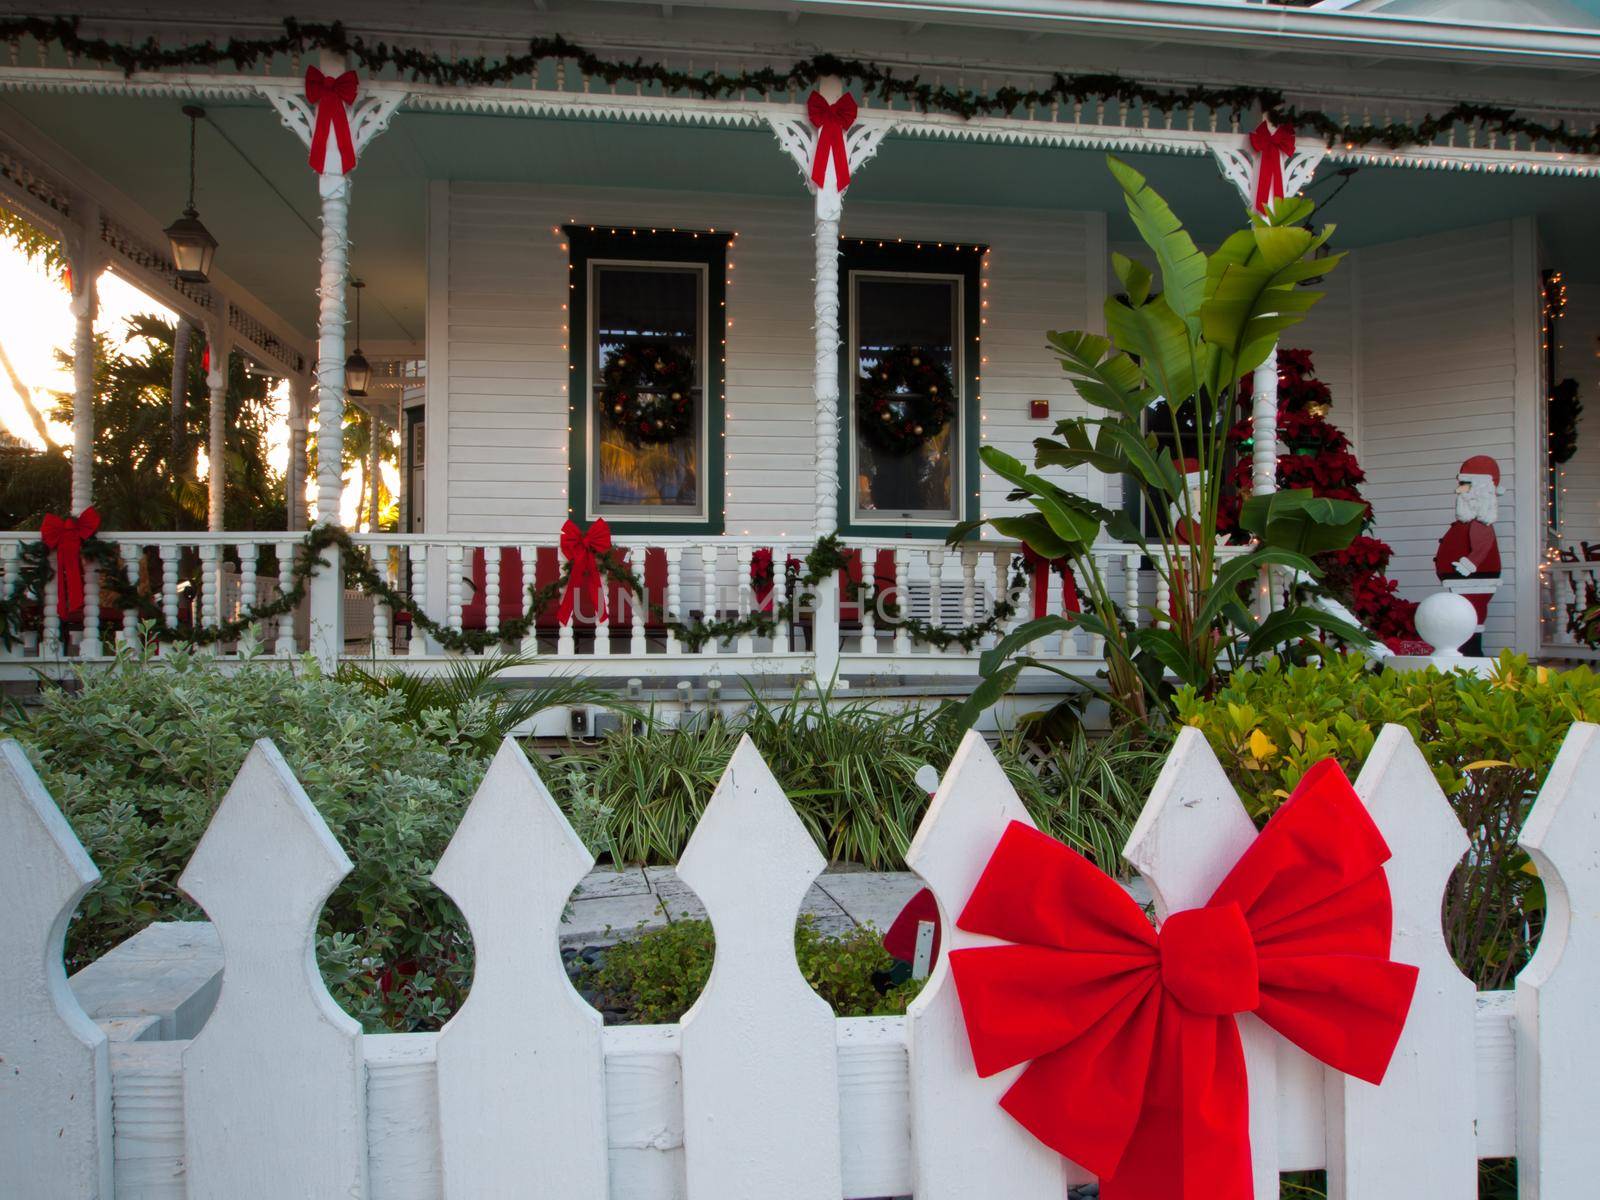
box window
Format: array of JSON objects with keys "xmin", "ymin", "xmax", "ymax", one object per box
[
  {"xmin": 841, "ymin": 240, "xmax": 982, "ymax": 536},
  {"xmin": 566, "ymin": 228, "xmax": 728, "ymax": 533}
]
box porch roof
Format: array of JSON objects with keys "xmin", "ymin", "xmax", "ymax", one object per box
[{"xmin": 2, "ymin": 84, "xmax": 1598, "ymax": 353}]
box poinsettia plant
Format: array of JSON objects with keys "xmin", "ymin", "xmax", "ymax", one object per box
[{"xmin": 950, "ymin": 156, "xmax": 1369, "ymax": 726}]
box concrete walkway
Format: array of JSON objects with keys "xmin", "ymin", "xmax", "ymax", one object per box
[
  {"xmin": 563, "ymin": 865, "xmax": 1152, "ymax": 947},
  {"xmin": 563, "ymin": 864, "xmax": 926, "ymax": 946}
]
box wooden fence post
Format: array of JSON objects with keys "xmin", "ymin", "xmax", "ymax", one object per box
[
  {"xmin": 1123, "ymin": 726, "xmax": 1282, "ymax": 1200},
  {"xmin": 1516, "ymin": 720, "xmax": 1600, "ymax": 1197},
  {"xmin": 432, "ymin": 739, "xmax": 609, "ymax": 1198},
  {"xmin": 903, "ymin": 731, "xmax": 1077, "ymax": 1198},
  {"xmin": 178, "ymin": 740, "xmax": 368, "ymax": 1199},
  {"xmin": 0, "ymin": 740, "xmax": 113, "ymax": 1198},
  {"xmin": 1332, "ymin": 724, "xmax": 1476, "ymax": 1197},
  {"xmin": 676, "ymin": 736, "xmax": 843, "ymax": 1199}
]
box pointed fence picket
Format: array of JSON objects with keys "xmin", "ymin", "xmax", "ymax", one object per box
[{"xmin": 3, "ymin": 724, "xmax": 1600, "ymax": 1199}]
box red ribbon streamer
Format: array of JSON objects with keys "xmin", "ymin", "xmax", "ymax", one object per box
[
  {"xmin": 1249, "ymin": 119, "xmax": 1296, "ymax": 213},
  {"xmin": 558, "ymin": 517, "xmax": 612, "ymax": 625},
  {"xmin": 304, "ymin": 67, "xmax": 360, "ymax": 175},
  {"xmin": 40, "ymin": 507, "xmax": 100, "ymax": 622},
  {"xmin": 948, "ymin": 759, "xmax": 1418, "ymax": 1200},
  {"xmin": 807, "ymin": 91, "xmax": 858, "ymax": 191}
]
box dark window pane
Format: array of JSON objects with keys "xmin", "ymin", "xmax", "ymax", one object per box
[
  {"xmin": 852, "ymin": 275, "xmax": 959, "ymax": 520},
  {"xmin": 592, "ymin": 265, "xmax": 701, "ymax": 513}
]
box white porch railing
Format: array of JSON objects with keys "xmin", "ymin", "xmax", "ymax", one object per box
[
  {"xmin": 4, "ymin": 722, "xmax": 1598, "ymax": 1197},
  {"xmin": 1541, "ymin": 556, "xmax": 1600, "ymax": 659},
  {"xmin": 0, "ymin": 529, "xmax": 1249, "ymax": 681}
]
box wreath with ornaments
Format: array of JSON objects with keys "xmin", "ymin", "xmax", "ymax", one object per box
[
  {"xmin": 600, "ymin": 342, "xmax": 696, "ymax": 445},
  {"xmin": 856, "ymin": 346, "xmax": 957, "ymax": 456}
]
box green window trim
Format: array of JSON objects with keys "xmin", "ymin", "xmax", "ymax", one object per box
[
  {"xmin": 565, "ymin": 226, "xmax": 730, "ymax": 536},
  {"xmin": 837, "ymin": 238, "xmax": 985, "ymax": 540}
]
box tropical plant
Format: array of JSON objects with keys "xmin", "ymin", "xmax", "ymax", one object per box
[
  {"xmin": 951, "ymin": 156, "xmax": 1367, "ymax": 728},
  {"xmin": 336, "ymin": 652, "xmax": 628, "ymax": 754},
  {"xmin": 1176, "ymin": 652, "xmax": 1600, "ymax": 989}
]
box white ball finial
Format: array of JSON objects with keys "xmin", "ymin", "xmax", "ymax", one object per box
[{"xmin": 1415, "ymin": 592, "xmax": 1478, "ymax": 661}]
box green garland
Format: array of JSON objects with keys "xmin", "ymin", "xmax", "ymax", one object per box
[
  {"xmin": 3, "ymin": 17, "xmax": 1597, "ymax": 156},
  {"xmin": 1, "ymin": 524, "xmax": 1029, "ymax": 657}
]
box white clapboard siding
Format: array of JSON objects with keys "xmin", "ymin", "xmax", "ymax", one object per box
[
  {"xmin": 0, "ymin": 741, "xmax": 112, "ymax": 1200},
  {"xmin": 676, "ymin": 735, "xmax": 843, "ymax": 1199},
  {"xmin": 1516, "ymin": 720, "xmax": 1600, "ymax": 1197},
  {"xmin": 904, "ymin": 732, "xmax": 1078, "ymax": 1198},
  {"xmin": 177, "ymin": 740, "xmax": 368, "ymax": 1199},
  {"xmin": 7, "ymin": 727, "xmax": 1600, "ymax": 1197},
  {"xmin": 442, "ymin": 182, "xmax": 1099, "ymax": 538},
  {"xmin": 432, "ymin": 740, "xmax": 609, "ymax": 1198},
  {"xmin": 1355, "ymin": 221, "xmax": 1529, "ymax": 653}
]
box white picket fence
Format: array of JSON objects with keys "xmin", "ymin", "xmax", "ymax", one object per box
[{"xmin": 3, "ymin": 722, "xmax": 1598, "ymax": 1199}]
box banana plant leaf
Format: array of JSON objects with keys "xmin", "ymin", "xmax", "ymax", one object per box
[{"xmin": 1238, "ymin": 488, "xmax": 1366, "ymax": 557}]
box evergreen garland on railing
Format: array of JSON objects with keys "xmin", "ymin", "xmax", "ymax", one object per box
[
  {"xmin": 3, "ymin": 16, "xmax": 1597, "ymax": 156},
  {"xmin": 1, "ymin": 523, "xmax": 1031, "ymax": 656}
]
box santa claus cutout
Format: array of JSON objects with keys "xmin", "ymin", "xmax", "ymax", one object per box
[{"xmin": 1434, "ymin": 455, "xmax": 1501, "ymax": 656}]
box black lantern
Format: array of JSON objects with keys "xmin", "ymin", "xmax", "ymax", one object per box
[
  {"xmin": 165, "ymin": 105, "xmax": 218, "ymax": 282},
  {"xmin": 344, "ymin": 279, "xmax": 371, "ymax": 397}
]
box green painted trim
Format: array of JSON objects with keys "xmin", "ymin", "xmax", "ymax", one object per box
[
  {"xmin": 837, "ymin": 238, "xmax": 985, "ymax": 540},
  {"xmin": 565, "ymin": 226, "xmax": 729, "ymax": 536}
]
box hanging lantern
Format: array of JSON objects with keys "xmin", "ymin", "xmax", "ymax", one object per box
[
  {"xmin": 344, "ymin": 278, "xmax": 371, "ymax": 397},
  {"xmin": 164, "ymin": 105, "xmax": 218, "ymax": 282}
]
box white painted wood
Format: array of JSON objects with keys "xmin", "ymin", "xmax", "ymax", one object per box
[
  {"xmin": 94, "ymin": 991, "xmax": 1528, "ymax": 1199},
  {"xmin": 178, "ymin": 739, "xmax": 368, "ymax": 1199},
  {"xmin": 432, "ymin": 738, "xmax": 609, "ymax": 1199},
  {"xmin": 903, "ymin": 730, "xmax": 1075, "ymax": 1198},
  {"xmin": 676, "ymin": 736, "xmax": 843, "ymax": 1199},
  {"xmin": 1516, "ymin": 721, "xmax": 1600, "ymax": 1198},
  {"xmin": 1123, "ymin": 726, "xmax": 1279, "ymax": 1200},
  {"xmin": 1334, "ymin": 724, "xmax": 1475, "ymax": 1198},
  {"xmin": 0, "ymin": 739, "xmax": 112, "ymax": 1199}
]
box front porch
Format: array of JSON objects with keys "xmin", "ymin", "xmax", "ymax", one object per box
[{"xmin": 2, "ymin": 9, "xmax": 1599, "ymax": 684}]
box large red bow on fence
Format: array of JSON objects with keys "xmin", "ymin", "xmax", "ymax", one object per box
[
  {"xmin": 948, "ymin": 759, "xmax": 1418, "ymax": 1200},
  {"xmin": 807, "ymin": 91, "xmax": 858, "ymax": 191},
  {"xmin": 40, "ymin": 507, "xmax": 100, "ymax": 622},
  {"xmin": 304, "ymin": 67, "xmax": 360, "ymax": 175},
  {"xmin": 1249, "ymin": 119, "xmax": 1296, "ymax": 213},
  {"xmin": 558, "ymin": 517, "xmax": 612, "ymax": 625}
]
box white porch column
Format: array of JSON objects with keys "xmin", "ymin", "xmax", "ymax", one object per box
[
  {"xmin": 205, "ymin": 322, "xmax": 230, "ymax": 533},
  {"xmin": 766, "ymin": 83, "xmax": 890, "ymax": 685},
  {"xmin": 65, "ymin": 217, "xmax": 100, "ymax": 516},
  {"xmin": 261, "ymin": 55, "xmax": 402, "ymax": 667},
  {"xmin": 65, "ymin": 215, "xmax": 102, "ymax": 657},
  {"xmin": 287, "ymin": 375, "xmax": 310, "ymax": 531}
]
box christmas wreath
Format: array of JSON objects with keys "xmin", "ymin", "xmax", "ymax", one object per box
[
  {"xmin": 600, "ymin": 342, "xmax": 696, "ymax": 444},
  {"xmin": 856, "ymin": 346, "xmax": 956, "ymax": 456}
]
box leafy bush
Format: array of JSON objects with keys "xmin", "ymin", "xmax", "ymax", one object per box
[
  {"xmin": 582, "ymin": 917, "xmax": 923, "ymax": 1024},
  {"xmin": 1175, "ymin": 652, "xmax": 1600, "ymax": 987},
  {"xmin": 6, "ymin": 646, "xmax": 487, "ymax": 1031},
  {"xmin": 545, "ymin": 688, "xmax": 1149, "ymax": 871}
]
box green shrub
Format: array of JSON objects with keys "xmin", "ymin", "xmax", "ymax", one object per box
[
  {"xmin": 582, "ymin": 917, "xmax": 923, "ymax": 1024},
  {"xmin": 6, "ymin": 646, "xmax": 487, "ymax": 1031},
  {"xmin": 1175, "ymin": 652, "xmax": 1600, "ymax": 987},
  {"xmin": 545, "ymin": 688, "xmax": 1167, "ymax": 873}
]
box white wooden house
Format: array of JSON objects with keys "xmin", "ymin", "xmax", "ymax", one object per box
[{"xmin": 1, "ymin": 0, "xmax": 1598, "ymax": 691}]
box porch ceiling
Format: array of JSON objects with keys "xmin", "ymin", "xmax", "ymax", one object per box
[{"xmin": 6, "ymin": 89, "xmax": 1599, "ymax": 348}]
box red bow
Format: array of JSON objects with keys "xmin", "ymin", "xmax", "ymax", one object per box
[
  {"xmin": 948, "ymin": 759, "xmax": 1418, "ymax": 1200},
  {"xmin": 807, "ymin": 91, "xmax": 858, "ymax": 191},
  {"xmin": 1021, "ymin": 545, "xmax": 1081, "ymax": 619},
  {"xmin": 1249, "ymin": 119, "xmax": 1297, "ymax": 214},
  {"xmin": 304, "ymin": 67, "xmax": 360, "ymax": 175},
  {"xmin": 558, "ymin": 518, "xmax": 612, "ymax": 625},
  {"xmin": 40, "ymin": 507, "xmax": 100, "ymax": 622}
]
